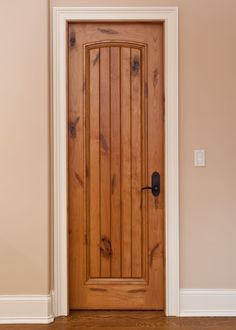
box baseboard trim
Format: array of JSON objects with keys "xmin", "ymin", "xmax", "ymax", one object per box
[
  {"xmin": 0, "ymin": 293, "xmax": 54, "ymax": 324},
  {"xmin": 2, "ymin": 289, "xmax": 236, "ymax": 321},
  {"xmin": 180, "ymin": 289, "xmax": 236, "ymax": 317}
]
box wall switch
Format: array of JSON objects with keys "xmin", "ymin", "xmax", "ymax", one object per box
[{"xmin": 194, "ymin": 149, "xmax": 205, "ymax": 167}]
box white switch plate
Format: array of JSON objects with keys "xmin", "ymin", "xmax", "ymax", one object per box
[{"xmin": 194, "ymin": 149, "xmax": 205, "ymax": 167}]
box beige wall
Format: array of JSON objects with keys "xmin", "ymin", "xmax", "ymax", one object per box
[
  {"xmin": 0, "ymin": 0, "xmax": 235, "ymax": 295},
  {"xmin": 0, "ymin": 0, "xmax": 50, "ymax": 294}
]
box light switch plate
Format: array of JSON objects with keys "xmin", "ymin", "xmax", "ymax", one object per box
[{"xmin": 194, "ymin": 149, "xmax": 205, "ymax": 167}]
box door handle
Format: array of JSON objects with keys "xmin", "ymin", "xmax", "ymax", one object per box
[{"xmin": 142, "ymin": 171, "xmax": 160, "ymax": 197}]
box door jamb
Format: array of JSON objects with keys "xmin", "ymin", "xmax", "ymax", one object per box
[{"xmin": 52, "ymin": 6, "xmax": 179, "ymax": 317}]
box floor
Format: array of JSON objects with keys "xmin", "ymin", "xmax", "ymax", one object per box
[{"xmin": 0, "ymin": 311, "xmax": 236, "ymax": 330}]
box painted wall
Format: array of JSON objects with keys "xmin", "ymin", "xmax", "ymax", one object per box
[
  {"xmin": 0, "ymin": 0, "xmax": 50, "ymax": 294},
  {"xmin": 0, "ymin": 0, "xmax": 235, "ymax": 295}
]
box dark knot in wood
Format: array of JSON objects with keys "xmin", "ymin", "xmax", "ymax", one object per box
[
  {"xmin": 132, "ymin": 55, "xmax": 140, "ymax": 75},
  {"xmin": 97, "ymin": 27, "xmax": 119, "ymax": 35},
  {"xmin": 149, "ymin": 243, "xmax": 160, "ymax": 267},
  {"xmin": 100, "ymin": 236, "xmax": 112, "ymax": 258},
  {"xmin": 100, "ymin": 133, "xmax": 109, "ymax": 153},
  {"xmin": 93, "ymin": 51, "xmax": 100, "ymax": 66},
  {"xmin": 153, "ymin": 68, "xmax": 159, "ymax": 87},
  {"xmin": 69, "ymin": 31, "xmax": 76, "ymax": 48},
  {"xmin": 74, "ymin": 171, "xmax": 84, "ymax": 187},
  {"xmin": 69, "ymin": 116, "xmax": 80, "ymax": 140}
]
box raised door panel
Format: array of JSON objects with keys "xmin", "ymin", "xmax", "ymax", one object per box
[{"xmin": 85, "ymin": 43, "xmax": 147, "ymax": 282}]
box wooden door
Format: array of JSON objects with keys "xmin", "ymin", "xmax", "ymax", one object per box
[{"xmin": 68, "ymin": 22, "xmax": 164, "ymax": 310}]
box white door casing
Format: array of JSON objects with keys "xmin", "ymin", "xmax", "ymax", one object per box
[{"xmin": 52, "ymin": 6, "xmax": 179, "ymax": 317}]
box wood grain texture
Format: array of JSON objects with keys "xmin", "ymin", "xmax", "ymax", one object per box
[
  {"xmin": 3, "ymin": 311, "xmax": 236, "ymax": 329},
  {"xmin": 88, "ymin": 48, "xmax": 101, "ymax": 278},
  {"xmin": 68, "ymin": 26, "xmax": 85, "ymax": 308},
  {"xmin": 68, "ymin": 22, "xmax": 164, "ymax": 310},
  {"xmin": 99, "ymin": 47, "xmax": 111, "ymax": 278},
  {"xmin": 131, "ymin": 48, "xmax": 142, "ymax": 278},
  {"xmin": 120, "ymin": 47, "xmax": 132, "ymax": 278},
  {"xmin": 147, "ymin": 26, "xmax": 165, "ymax": 308},
  {"xmin": 110, "ymin": 47, "xmax": 121, "ymax": 278}
]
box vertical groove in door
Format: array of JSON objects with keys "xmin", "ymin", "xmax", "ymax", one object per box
[
  {"xmin": 119, "ymin": 47, "xmax": 122, "ymax": 277},
  {"xmin": 109, "ymin": 46, "xmax": 112, "ymax": 278},
  {"xmin": 98, "ymin": 47, "xmax": 101, "ymax": 278}
]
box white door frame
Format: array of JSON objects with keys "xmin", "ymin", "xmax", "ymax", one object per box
[{"xmin": 52, "ymin": 6, "xmax": 179, "ymax": 317}]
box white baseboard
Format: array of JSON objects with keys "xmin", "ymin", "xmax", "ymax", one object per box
[
  {"xmin": 180, "ymin": 289, "xmax": 236, "ymax": 317},
  {"xmin": 2, "ymin": 289, "xmax": 236, "ymax": 321},
  {"xmin": 0, "ymin": 292, "xmax": 54, "ymax": 324}
]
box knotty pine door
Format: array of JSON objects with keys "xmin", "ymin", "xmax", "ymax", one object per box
[{"xmin": 68, "ymin": 22, "xmax": 164, "ymax": 310}]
